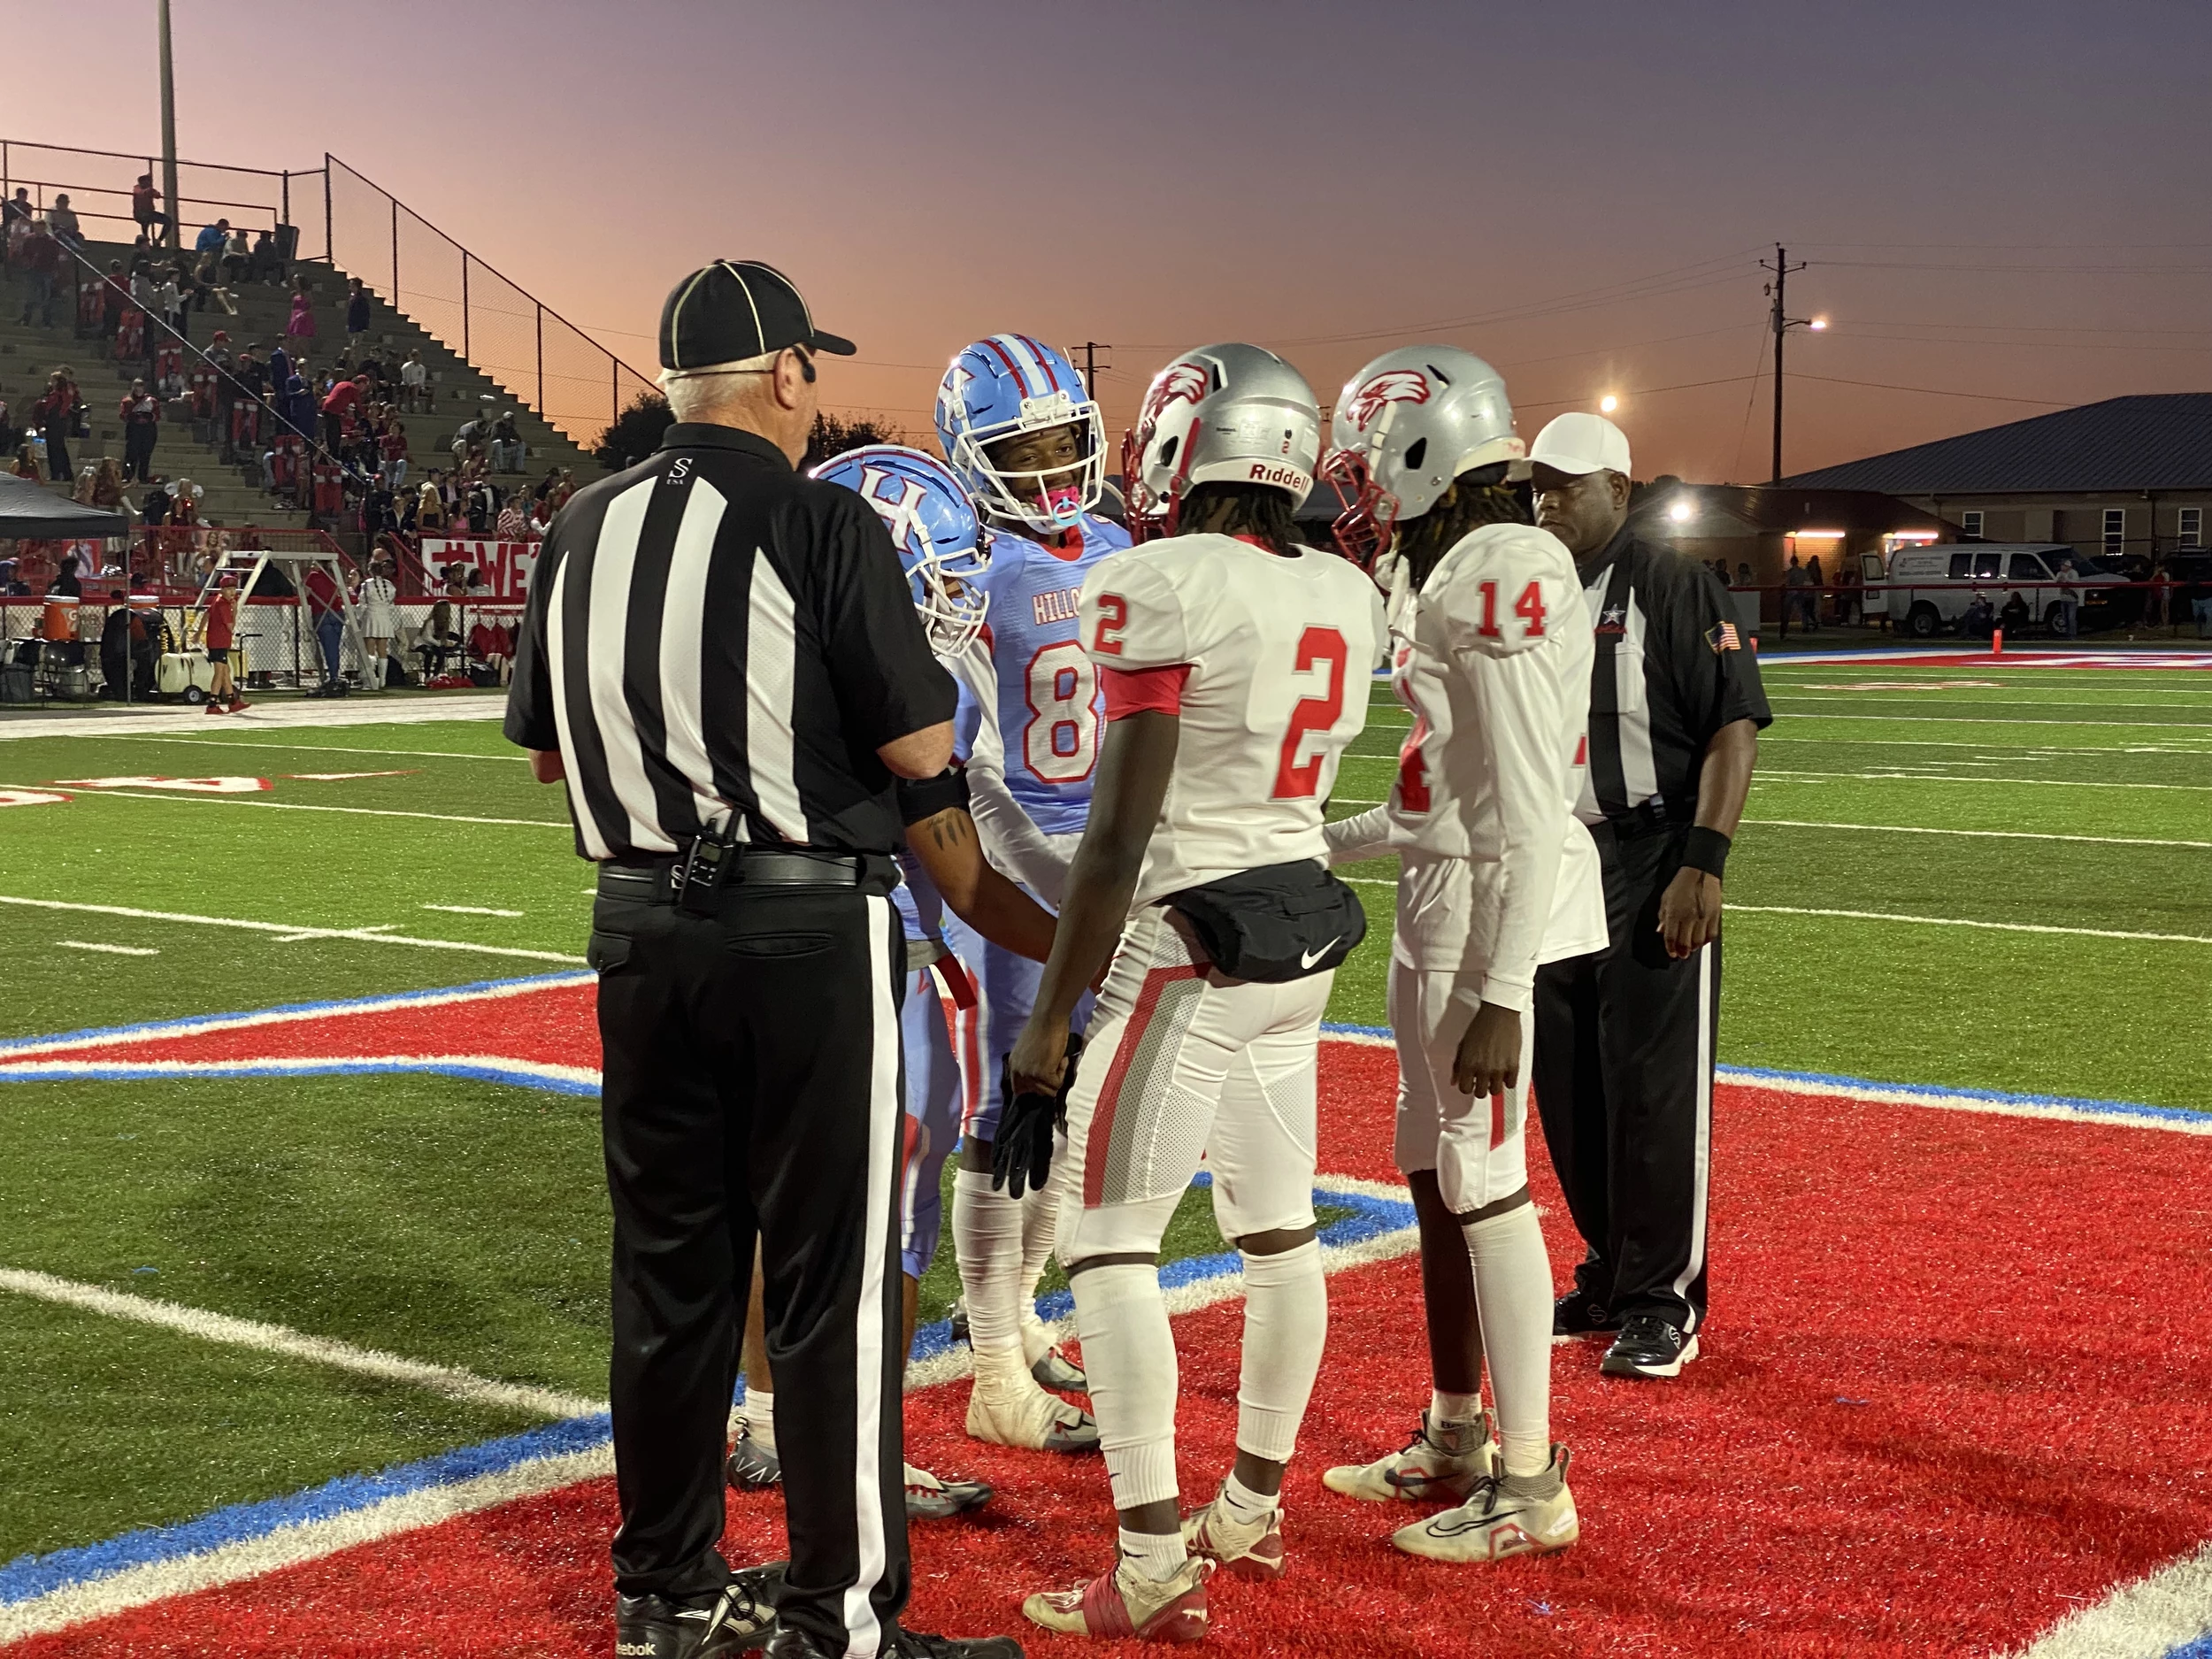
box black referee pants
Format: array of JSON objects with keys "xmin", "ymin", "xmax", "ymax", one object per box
[
  {"xmin": 590, "ymin": 878, "xmax": 910, "ymax": 1655},
  {"xmin": 1532, "ymin": 822, "xmax": 1718, "ymax": 1334}
]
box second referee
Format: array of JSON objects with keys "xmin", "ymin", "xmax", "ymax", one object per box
[{"xmin": 506, "ymin": 260, "xmax": 1022, "ymax": 1659}]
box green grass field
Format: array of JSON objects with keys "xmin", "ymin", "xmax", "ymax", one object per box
[{"xmin": 1, "ymin": 660, "xmax": 2207, "ymax": 1567}]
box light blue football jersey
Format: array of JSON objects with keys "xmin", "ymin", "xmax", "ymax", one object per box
[{"xmin": 964, "ymin": 513, "xmax": 1131, "ymax": 837}]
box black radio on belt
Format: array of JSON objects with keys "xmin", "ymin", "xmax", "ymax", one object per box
[{"xmin": 676, "ymin": 818, "xmax": 740, "ymax": 916}]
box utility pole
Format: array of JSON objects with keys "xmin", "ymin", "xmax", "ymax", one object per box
[
  {"xmin": 1074, "ymin": 342, "xmax": 1110, "ymax": 401},
  {"xmin": 157, "ymin": 0, "xmax": 180, "ymax": 250},
  {"xmin": 1762, "ymin": 243, "xmax": 1809, "ymax": 485}
]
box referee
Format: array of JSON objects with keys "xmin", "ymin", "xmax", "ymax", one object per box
[
  {"xmin": 1523, "ymin": 413, "xmax": 1772, "ymax": 1383},
  {"xmin": 506, "ymin": 260, "xmax": 1021, "ymax": 1659}
]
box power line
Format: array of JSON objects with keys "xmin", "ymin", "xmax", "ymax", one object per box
[{"xmin": 1791, "ymin": 373, "xmax": 2072, "ymax": 407}]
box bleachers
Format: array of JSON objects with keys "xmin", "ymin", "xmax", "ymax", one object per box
[{"xmin": 0, "ymin": 239, "xmax": 601, "ymax": 535}]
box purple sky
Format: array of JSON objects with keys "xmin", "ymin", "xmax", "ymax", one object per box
[{"xmin": 18, "ymin": 0, "xmax": 2212, "ymax": 478}]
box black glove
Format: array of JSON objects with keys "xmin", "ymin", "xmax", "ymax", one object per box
[{"xmin": 992, "ymin": 1030, "xmax": 1083, "ymax": 1201}]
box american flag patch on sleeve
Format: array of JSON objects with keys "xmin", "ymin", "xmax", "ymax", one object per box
[{"xmin": 1707, "ymin": 619, "xmax": 1741, "ymax": 653}]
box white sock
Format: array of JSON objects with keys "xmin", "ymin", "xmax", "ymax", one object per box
[
  {"xmin": 1234, "ymin": 1241, "xmax": 1325, "ymax": 1464},
  {"xmin": 1017, "ymin": 1155, "xmax": 1062, "ymax": 1367},
  {"xmin": 1431, "ymin": 1388, "xmax": 1483, "ymax": 1426},
  {"xmin": 741, "ymin": 1386, "xmax": 776, "ymax": 1452},
  {"xmin": 1219, "ymin": 1470, "xmax": 1276, "ymax": 1525},
  {"xmin": 1071, "ymin": 1261, "xmax": 1179, "ymax": 1512},
  {"xmin": 954, "ymin": 1168, "xmax": 1027, "ymax": 1386},
  {"xmin": 1118, "ymin": 1526, "xmax": 1187, "ymax": 1583},
  {"xmin": 1464, "ymin": 1202, "xmax": 1554, "ymax": 1478}
]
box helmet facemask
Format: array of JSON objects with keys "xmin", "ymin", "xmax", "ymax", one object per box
[{"xmin": 950, "ymin": 392, "xmax": 1105, "ymax": 534}]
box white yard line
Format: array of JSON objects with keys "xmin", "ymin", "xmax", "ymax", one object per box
[
  {"xmin": 100, "ymin": 734, "xmax": 517, "ymax": 764},
  {"xmin": 1728, "ymin": 904, "xmax": 2211, "ymax": 946},
  {"xmin": 1739, "ymin": 818, "xmax": 2208, "ymax": 849},
  {"xmin": 55, "ymin": 941, "xmax": 160, "ymax": 956},
  {"xmin": 0, "ymin": 895, "xmax": 585, "ymax": 966},
  {"xmin": 1763, "ymin": 736, "xmax": 2211, "ymax": 753},
  {"xmin": 0, "ymin": 1441, "xmax": 616, "ymax": 1647},
  {"xmin": 1770, "ymin": 711, "xmax": 2210, "ymax": 729},
  {"xmin": 0, "ymin": 1269, "xmax": 601, "ymax": 1420},
  {"xmin": 20, "ymin": 786, "xmax": 566, "ymax": 831},
  {"xmin": 422, "ymin": 905, "xmax": 524, "ymax": 918},
  {"xmin": 1755, "ymin": 768, "xmax": 2212, "ymax": 793},
  {"xmin": 1770, "ymin": 695, "xmax": 2211, "ymax": 711},
  {"xmin": 0, "ymin": 700, "xmax": 506, "ymax": 741}
]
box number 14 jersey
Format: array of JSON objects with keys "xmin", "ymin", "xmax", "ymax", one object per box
[{"xmin": 1077, "ymin": 533, "xmax": 1385, "ymax": 908}]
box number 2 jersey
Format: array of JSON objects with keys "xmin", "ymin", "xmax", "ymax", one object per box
[
  {"xmin": 960, "ymin": 512, "xmax": 1130, "ymax": 900},
  {"xmin": 1077, "ymin": 532, "xmax": 1385, "ymax": 908},
  {"xmin": 1325, "ymin": 523, "xmax": 1605, "ymax": 1010}
]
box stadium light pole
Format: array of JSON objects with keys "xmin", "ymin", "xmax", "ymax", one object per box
[
  {"xmin": 1762, "ymin": 243, "xmax": 1826, "ymax": 484},
  {"xmin": 157, "ymin": 0, "xmax": 181, "ymax": 250}
]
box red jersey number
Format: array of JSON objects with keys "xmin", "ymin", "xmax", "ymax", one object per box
[
  {"xmin": 1474, "ymin": 579, "xmax": 1548, "ymax": 640},
  {"xmin": 1395, "ymin": 713, "xmax": 1432, "ymax": 813},
  {"xmin": 1272, "ymin": 626, "xmax": 1348, "ymax": 799},
  {"xmin": 1092, "ymin": 593, "xmax": 1127, "ymax": 657}
]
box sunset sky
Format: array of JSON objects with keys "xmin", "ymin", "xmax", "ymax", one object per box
[{"xmin": 17, "ymin": 0, "xmax": 2212, "ymax": 480}]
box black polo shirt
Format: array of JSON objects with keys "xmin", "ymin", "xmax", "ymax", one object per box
[
  {"xmin": 505, "ymin": 422, "xmax": 955, "ymax": 861},
  {"xmin": 1573, "ymin": 524, "xmax": 1771, "ymax": 826}
]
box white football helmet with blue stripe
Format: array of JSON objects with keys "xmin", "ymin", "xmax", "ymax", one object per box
[
  {"xmin": 933, "ymin": 334, "xmax": 1106, "ymax": 534},
  {"xmin": 813, "ymin": 444, "xmax": 993, "ymax": 654}
]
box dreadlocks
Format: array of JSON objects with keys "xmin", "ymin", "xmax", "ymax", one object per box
[
  {"xmin": 1394, "ymin": 463, "xmax": 1532, "ymax": 588},
  {"xmin": 1179, "ymin": 480, "xmax": 1301, "ymax": 555}
]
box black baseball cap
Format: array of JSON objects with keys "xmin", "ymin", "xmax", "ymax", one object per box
[{"xmin": 657, "ymin": 260, "xmax": 856, "ymax": 372}]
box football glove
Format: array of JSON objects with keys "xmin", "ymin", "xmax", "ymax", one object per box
[{"xmin": 992, "ymin": 1031, "xmax": 1083, "ymax": 1201}]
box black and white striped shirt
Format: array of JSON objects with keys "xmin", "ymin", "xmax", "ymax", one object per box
[
  {"xmin": 1574, "ymin": 526, "xmax": 1772, "ymax": 827},
  {"xmin": 504, "ymin": 424, "xmax": 955, "ymax": 861}
]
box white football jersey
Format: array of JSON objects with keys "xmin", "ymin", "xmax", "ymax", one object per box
[
  {"xmin": 1077, "ymin": 533, "xmax": 1384, "ymax": 908},
  {"xmin": 1326, "ymin": 523, "xmax": 1605, "ymax": 1010}
]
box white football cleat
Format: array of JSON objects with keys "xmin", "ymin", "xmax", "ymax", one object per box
[
  {"xmin": 965, "ymin": 1367, "xmax": 1101, "ymax": 1453},
  {"xmin": 1321, "ymin": 1409, "xmax": 1498, "ymax": 1503},
  {"xmin": 1393, "ymin": 1447, "xmax": 1578, "ymax": 1563}
]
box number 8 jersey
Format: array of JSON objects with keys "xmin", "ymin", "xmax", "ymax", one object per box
[{"xmin": 1077, "ymin": 532, "xmax": 1385, "ymax": 907}]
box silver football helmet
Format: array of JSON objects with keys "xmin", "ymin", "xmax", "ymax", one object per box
[
  {"xmin": 1121, "ymin": 342, "xmax": 1322, "ymax": 541},
  {"xmin": 1321, "ymin": 345, "xmax": 1522, "ymax": 570}
]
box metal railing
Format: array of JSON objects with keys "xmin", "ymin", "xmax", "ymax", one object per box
[{"xmin": 2, "ymin": 140, "xmax": 656, "ymax": 448}]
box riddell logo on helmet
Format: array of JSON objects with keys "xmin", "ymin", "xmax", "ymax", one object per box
[
  {"xmin": 1344, "ymin": 369, "xmax": 1432, "ymax": 430},
  {"xmin": 1245, "ymin": 462, "xmax": 1308, "ymax": 488}
]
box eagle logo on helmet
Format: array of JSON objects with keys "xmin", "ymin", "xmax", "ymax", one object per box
[
  {"xmin": 1140, "ymin": 360, "xmax": 1211, "ymax": 435},
  {"xmin": 1344, "ymin": 369, "xmax": 1432, "ymax": 433}
]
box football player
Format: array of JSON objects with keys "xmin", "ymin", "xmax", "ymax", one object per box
[
  {"xmin": 933, "ymin": 335, "xmax": 1128, "ymax": 1454},
  {"xmin": 1315, "ymin": 347, "xmax": 1605, "ymax": 1561},
  {"xmin": 727, "ymin": 445, "xmax": 1073, "ymax": 1518},
  {"xmin": 1006, "ymin": 345, "xmax": 1383, "ymax": 1640}
]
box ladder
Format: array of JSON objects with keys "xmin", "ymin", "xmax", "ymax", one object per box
[{"xmin": 186, "ymin": 546, "xmax": 372, "ymax": 689}]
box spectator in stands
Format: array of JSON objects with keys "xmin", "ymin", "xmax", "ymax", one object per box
[
  {"xmin": 141, "ymin": 474, "xmax": 173, "ymax": 527},
  {"xmin": 1737, "ymin": 559, "xmax": 1753, "ymax": 587},
  {"xmin": 418, "ymin": 477, "xmax": 448, "ymax": 533},
  {"xmin": 286, "ymin": 276, "xmax": 316, "ymax": 341},
  {"xmin": 195, "ymin": 219, "xmax": 230, "ymax": 257},
  {"xmin": 320, "ymin": 373, "xmax": 363, "ymax": 457},
  {"xmin": 119, "ymin": 379, "xmax": 161, "ymax": 483},
  {"xmin": 489, "ymin": 410, "xmax": 525, "ymax": 473},
  {"xmin": 345, "ymin": 277, "xmax": 371, "ymax": 349},
  {"xmin": 0, "ymin": 383, "xmax": 15, "ymax": 457},
  {"xmin": 451, "ymin": 409, "xmax": 490, "ymax": 463},
  {"xmin": 88, "ymin": 457, "xmax": 129, "ymax": 518},
  {"xmin": 464, "ymin": 472, "xmax": 498, "ymax": 534},
  {"xmin": 132, "ymin": 175, "xmax": 171, "ymax": 239},
  {"xmin": 204, "ymin": 572, "xmax": 247, "ymax": 711},
  {"xmin": 302, "ymin": 560, "xmax": 345, "ymax": 688},
  {"xmin": 16, "ymin": 220, "xmax": 60, "ymax": 328},
  {"xmin": 495, "ymin": 492, "xmax": 527, "ymax": 541},
  {"xmin": 47, "ymin": 195, "xmax": 81, "ymax": 251},
  {"xmin": 169, "ymin": 478, "xmax": 203, "ymax": 527},
  {"xmin": 156, "ymin": 265, "xmax": 187, "ymax": 344},
  {"xmin": 191, "ymin": 250, "xmax": 237, "ymax": 316},
  {"xmin": 526, "ymin": 493, "xmax": 553, "ymax": 539},
  {"xmin": 250, "ymin": 228, "xmax": 283, "ymax": 284},
  {"xmin": 100, "ymin": 260, "xmax": 128, "ymax": 339},
  {"xmin": 380, "ymin": 419, "xmax": 410, "ymax": 490},
  {"xmin": 34, "ymin": 371, "xmax": 78, "ymax": 481},
  {"xmin": 356, "ymin": 552, "xmax": 398, "ymax": 689},
  {"xmin": 223, "ymin": 225, "xmax": 251, "ymax": 285},
  {"xmin": 397, "ymin": 349, "xmax": 428, "ymax": 412},
  {"xmin": 2, "ymin": 188, "xmax": 30, "ymax": 239}
]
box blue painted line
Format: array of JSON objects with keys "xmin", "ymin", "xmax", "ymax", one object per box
[
  {"xmin": 2165, "ymin": 1629, "xmax": 2212, "ymax": 1658},
  {"xmin": 0, "ymin": 1058, "xmax": 602, "ymax": 1098},
  {"xmin": 0, "ymin": 1414, "xmax": 611, "ymax": 1608},
  {"xmin": 0, "ymin": 971, "xmax": 593, "ymax": 1057},
  {"xmin": 1318, "ymin": 1020, "xmax": 2197, "ymax": 1126}
]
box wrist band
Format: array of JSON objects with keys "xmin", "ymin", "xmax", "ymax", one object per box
[{"xmin": 1680, "ymin": 826, "xmax": 1732, "ymax": 879}]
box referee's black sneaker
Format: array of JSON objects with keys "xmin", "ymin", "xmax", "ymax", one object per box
[
  {"xmin": 1551, "ymin": 1288, "xmax": 1621, "ymax": 1341},
  {"xmin": 764, "ymin": 1626, "xmax": 1024, "ymax": 1657},
  {"xmin": 615, "ymin": 1563, "xmax": 783, "ymax": 1657},
  {"xmin": 1599, "ymin": 1315, "xmax": 1700, "ymax": 1379}
]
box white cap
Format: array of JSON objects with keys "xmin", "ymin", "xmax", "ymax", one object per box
[{"xmin": 1529, "ymin": 411, "xmax": 1632, "ymax": 479}]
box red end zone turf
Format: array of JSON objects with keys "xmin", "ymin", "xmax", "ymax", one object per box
[{"xmin": 11, "ymin": 1025, "xmax": 2212, "ymax": 1656}]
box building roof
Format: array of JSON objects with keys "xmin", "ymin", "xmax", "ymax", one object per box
[
  {"xmin": 1775, "ymin": 394, "xmax": 2212, "ymax": 495},
  {"xmin": 1641, "ymin": 484, "xmax": 1952, "ymax": 538}
]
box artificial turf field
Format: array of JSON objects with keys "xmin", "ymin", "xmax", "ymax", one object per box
[{"xmin": 0, "ymin": 650, "xmax": 2208, "ymax": 1655}]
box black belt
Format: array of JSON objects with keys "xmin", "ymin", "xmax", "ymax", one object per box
[
  {"xmin": 597, "ymin": 848, "xmax": 894, "ymax": 904},
  {"xmin": 1593, "ymin": 798, "xmax": 1695, "ymax": 843}
]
